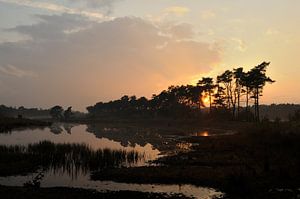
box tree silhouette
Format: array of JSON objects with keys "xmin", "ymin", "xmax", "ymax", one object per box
[
  {"xmin": 64, "ymin": 106, "xmax": 73, "ymax": 120},
  {"xmin": 86, "ymin": 62, "xmax": 275, "ymax": 122},
  {"xmin": 233, "ymin": 67, "xmax": 245, "ymax": 118},
  {"xmin": 50, "ymin": 106, "xmax": 64, "ymax": 120},
  {"xmin": 217, "ymin": 70, "xmax": 235, "ymax": 116},
  {"xmin": 213, "ymin": 83, "xmax": 226, "ymax": 108},
  {"xmin": 247, "ymin": 62, "xmax": 275, "ymax": 121}
]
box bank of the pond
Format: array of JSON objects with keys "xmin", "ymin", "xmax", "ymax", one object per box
[
  {"xmin": 91, "ymin": 130, "xmax": 300, "ymax": 198},
  {"xmin": 67, "ymin": 118, "xmax": 253, "ymax": 135},
  {"xmin": 0, "ymin": 118, "xmax": 51, "ymax": 132},
  {"xmin": 0, "ymin": 185, "xmax": 193, "ymax": 199}
]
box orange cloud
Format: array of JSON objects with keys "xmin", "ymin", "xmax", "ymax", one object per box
[{"xmin": 164, "ymin": 6, "xmax": 190, "ymax": 16}]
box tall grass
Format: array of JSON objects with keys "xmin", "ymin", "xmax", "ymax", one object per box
[{"xmin": 0, "ymin": 141, "xmax": 145, "ymax": 177}]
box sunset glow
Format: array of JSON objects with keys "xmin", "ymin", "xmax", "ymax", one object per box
[
  {"xmin": 202, "ymin": 96, "xmax": 211, "ymax": 107},
  {"xmin": 0, "ymin": 1, "xmax": 299, "ymax": 197},
  {"xmin": 0, "ymin": 0, "xmax": 299, "ymax": 110}
]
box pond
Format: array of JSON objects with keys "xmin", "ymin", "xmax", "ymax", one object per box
[
  {"xmin": 0, "ymin": 123, "xmax": 222, "ymax": 199},
  {"xmin": 0, "ymin": 124, "xmax": 160, "ymax": 164}
]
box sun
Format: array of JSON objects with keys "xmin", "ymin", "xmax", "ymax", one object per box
[{"xmin": 202, "ymin": 95, "xmax": 210, "ymax": 107}]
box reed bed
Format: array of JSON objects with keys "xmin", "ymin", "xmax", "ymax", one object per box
[{"xmin": 0, "ymin": 141, "xmax": 145, "ymax": 177}]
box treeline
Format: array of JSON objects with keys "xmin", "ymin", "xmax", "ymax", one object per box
[
  {"xmin": 87, "ymin": 86, "xmax": 202, "ymax": 119},
  {"xmin": 0, "ymin": 105, "xmax": 50, "ymax": 119},
  {"xmin": 257, "ymin": 104, "xmax": 300, "ymax": 121},
  {"xmin": 87, "ymin": 62, "xmax": 275, "ymax": 121},
  {"xmin": 49, "ymin": 106, "xmax": 85, "ymax": 120},
  {"xmin": 0, "ymin": 105, "xmax": 84, "ymax": 121}
]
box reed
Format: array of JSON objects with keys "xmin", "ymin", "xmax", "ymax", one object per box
[{"xmin": 0, "ymin": 141, "xmax": 145, "ymax": 177}]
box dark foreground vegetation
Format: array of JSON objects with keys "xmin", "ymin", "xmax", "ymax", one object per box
[
  {"xmin": 91, "ymin": 120, "xmax": 300, "ymax": 199},
  {"xmin": 0, "ymin": 141, "xmax": 143, "ymax": 177},
  {"xmin": 0, "ymin": 186, "xmax": 191, "ymax": 199}
]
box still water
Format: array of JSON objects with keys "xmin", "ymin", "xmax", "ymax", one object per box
[
  {"xmin": 0, "ymin": 124, "xmax": 160, "ymax": 163},
  {"xmin": 0, "ymin": 123, "xmax": 222, "ymax": 199}
]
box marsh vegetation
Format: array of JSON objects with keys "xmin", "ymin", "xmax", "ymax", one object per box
[{"xmin": 0, "ymin": 141, "xmax": 144, "ymax": 178}]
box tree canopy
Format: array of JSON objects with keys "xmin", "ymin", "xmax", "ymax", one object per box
[{"xmin": 87, "ymin": 62, "xmax": 275, "ymax": 122}]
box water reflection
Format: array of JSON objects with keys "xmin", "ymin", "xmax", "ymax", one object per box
[
  {"xmin": 193, "ymin": 129, "xmax": 236, "ymax": 137},
  {"xmin": 1, "ymin": 141, "xmax": 144, "ymax": 179},
  {"xmin": 49, "ymin": 123, "xmax": 77, "ymax": 134},
  {"xmin": 196, "ymin": 131, "xmax": 209, "ymax": 137},
  {"xmin": 0, "ymin": 124, "xmax": 223, "ymax": 199},
  {"xmin": 86, "ymin": 124, "xmax": 161, "ymax": 148},
  {"xmin": 176, "ymin": 142, "xmax": 192, "ymax": 151},
  {"xmin": 0, "ymin": 124, "xmax": 162, "ymax": 188},
  {"xmin": 0, "ymin": 173, "xmax": 222, "ymax": 199},
  {"xmin": 0, "ymin": 124, "xmax": 160, "ymax": 162}
]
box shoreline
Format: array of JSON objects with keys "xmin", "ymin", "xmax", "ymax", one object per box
[{"xmin": 0, "ymin": 185, "xmax": 193, "ymax": 199}]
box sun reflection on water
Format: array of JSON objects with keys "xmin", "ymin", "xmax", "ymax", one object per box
[{"xmin": 196, "ymin": 131, "xmax": 209, "ymax": 137}]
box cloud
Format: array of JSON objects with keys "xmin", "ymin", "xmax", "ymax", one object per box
[
  {"xmin": 67, "ymin": 0, "xmax": 121, "ymax": 14},
  {"xmin": 165, "ymin": 23, "xmax": 195, "ymax": 40},
  {"xmin": 265, "ymin": 28, "xmax": 279, "ymax": 36},
  {"xmin": 0, "ymin": 15, "xmax": 221, "ymax": 110},
  {"xmin": 164, "ymin": 6, "xmax": 190, "ymax": 16},
  {"xmin": 201, "ymin": 10, "xmax": 216, "ymax": 19},
  {"xmin": 0, "ymin": 65, "xmax": 37, "ymax": 78},
  {"xmin": 7, "ymin": 14, "xmax": 93, "ymax": 41},
  {"xmin": 0, "ymin": 0, "xmax": 112, "ymax": 21},
  {"xmin": 231, "ymin": 38, "xmax": 247, "ymax": 52},
  {"xmin": 146, "ymin": 6, "xmax": 190, "ymax": 23}
]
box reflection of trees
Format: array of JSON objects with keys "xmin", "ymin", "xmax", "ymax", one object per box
[
  {"xmin": 86, "ymin": 124, "xmax": 175, "ymax": 152},
  {"xmin": 46, "ymin": 123, "xmax": 175, "ymax": 152},
  {"xmin": 63, "ymin": 123, "xmax": 76, "ymax": 134},
  {"xmin": 49, "ymin": 124, "xmax": 63, "ymax": 134},
  {"xmin": 49, "ymin": 123, "xmax": 76, "ymax": 134}
]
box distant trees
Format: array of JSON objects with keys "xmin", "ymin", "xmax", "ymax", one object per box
[
  {"xmin": 49, "ymin": 106, "xmax": 64, "ymax": 120},
  {"xmin": 0, "ymin": 105, "xmax": 50, "ymax": 118},
  {"xmin": 87, "ymin": 62, "xmax": 275, "ymax": 122},
  {"xmin": 64, "ymin": 106, "xmax": 73, "ymax": 120},
  {"xmin": 50, "ymin": 106, "xmax": 75, "ymax": 120},
  {"xmin": 87, "ymin": 85, "xmax": 204, "ymax": 119},
  {"xmin": 290, "ymin": 109, "xmax": 300, "ymax": 122}
]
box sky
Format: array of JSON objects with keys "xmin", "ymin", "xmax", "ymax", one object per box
[{"xmin": 0, "ymin": 0, "xmax": 299, "ymax": 111}]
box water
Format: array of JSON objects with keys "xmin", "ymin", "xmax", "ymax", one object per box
[
  {"xmin": 0, "ymin": 173, "xmax": 222, "ymax": 199},
  {"xmin": 192, "ymin": 128, "xmax": 236, "ymax": 137},
  {"xmin": 0, "ymin": 123, "xmax": 222, "ymax": 199},
  {"xmin": 0, "ymin": 124, "xmax": 160, "ymax": 163}
]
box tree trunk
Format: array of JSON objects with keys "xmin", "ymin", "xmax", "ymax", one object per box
[
  {"xmin": 256, "ymin": 88, "xmax": 260, "ymax": 122},
  {"xmin": 226, "ymin": 87, "xmax": 230, "ymax": 109},
  {"xmin": 209, "ymin": 92, "xmax": 212, "ymax": 113},
  {"xmin": 237, "ymin": 92, "xmax": 240, "ymax": 119},
  {"xmin": 246, "ymin": 87, "xmax": 249, "ymax": 121},
  {"xmin": 232, "ymin": 104, "xmax": 236, "ymax": 119}
]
